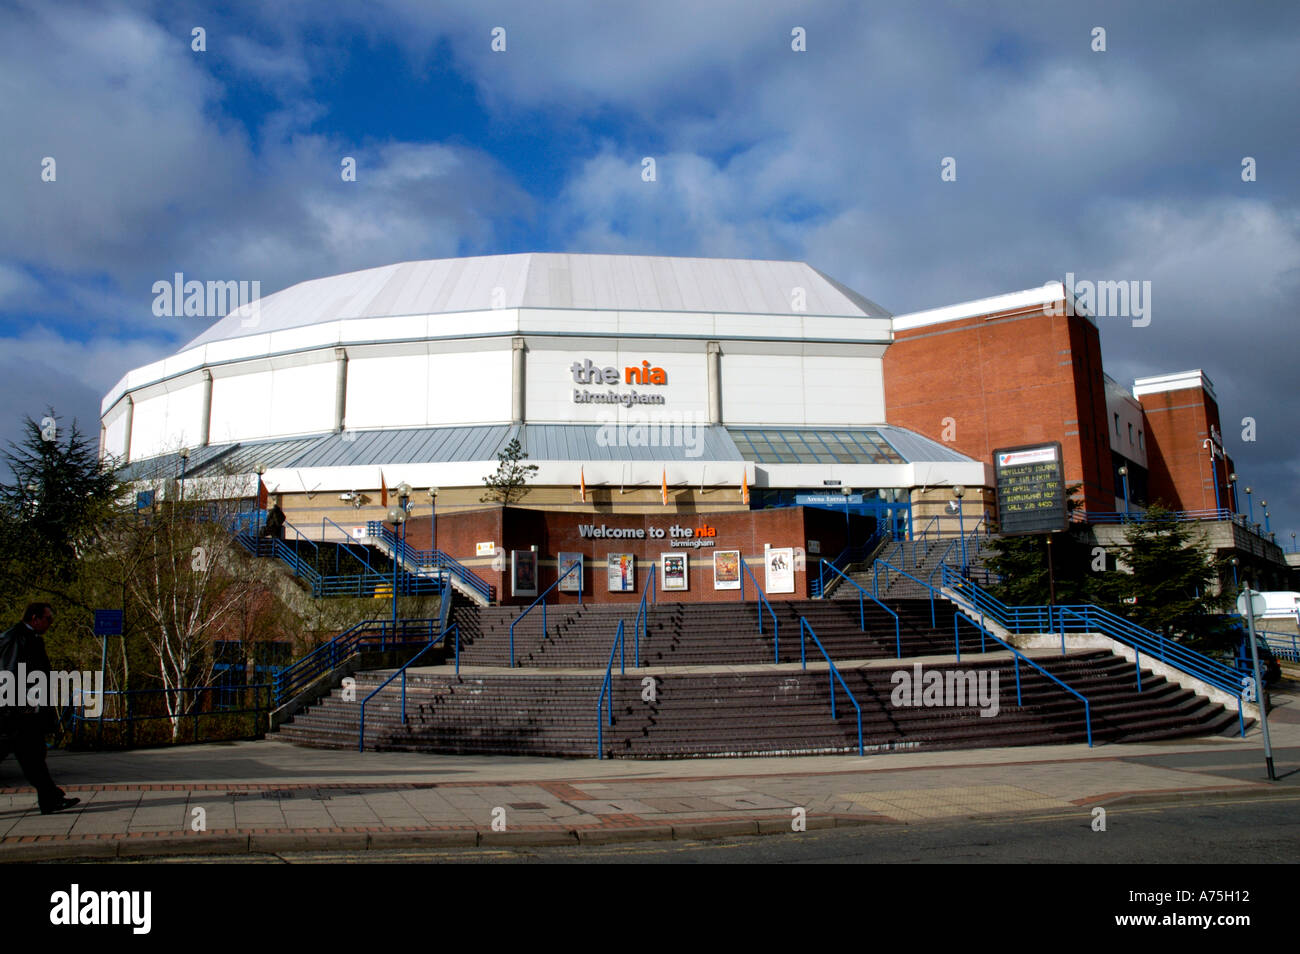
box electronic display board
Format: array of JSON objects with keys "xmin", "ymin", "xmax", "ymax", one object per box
[{"xmin": 993, "ymin": 442, "xmax": 1067, "ymax": 535}]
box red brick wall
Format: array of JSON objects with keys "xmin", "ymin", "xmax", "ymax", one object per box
[
  {"xmin": 1138, "ymin": 388, "xmax": 1223, "ymax": 511},
  {"xmin": 401, "ymin": 505, "xmax": 861, "ymax": 605},
  {"xmin": 883, "ymin": 304, "xmax": 1116, "ymax": 513}
]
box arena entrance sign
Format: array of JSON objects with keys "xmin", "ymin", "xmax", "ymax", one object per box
[{"xmin": 993, "ymin": 442, "xmax": 1067, "ymax": 535}]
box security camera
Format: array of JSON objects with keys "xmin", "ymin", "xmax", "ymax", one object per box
[{"xmin": 339, "ymin": 492, "xmax": 355, "ymax": 501}]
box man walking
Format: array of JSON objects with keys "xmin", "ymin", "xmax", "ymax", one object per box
[{"xmin": 0, "ymin": 603, "xmax": 80, "ymax": 814}]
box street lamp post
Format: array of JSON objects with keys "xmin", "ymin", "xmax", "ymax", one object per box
[
  {"xmin": 388, "ymin": 481, "xmax": 412, "ymax": 639},
  {"xmin": 1291, "ymin": 532, "xmax": 1296, "ymax": 554},
  {"xmin": 428, "ymin": 487, "xmax": 440, "ymax": 586},
  {"xmin": 1229, "ymin": 555, "xmax": 1238, "ymax": 591},
  {"xmin": 1245, "ymin": 486, "xmax": 1254, "ymax": 525},
  {"xmin": 954, "ymin": 485, "xmax": 966, "ymax": 571},
  {"xmin": 1227, "ymin": 472, "xmax": 1238, "ymax": 515},
  {"xmin": 1261, "ymin": 502, "xmax": 1270, "ymax": 534},
  {"xmin": 1118, "ymin": 465, "xmax": 1130, "ymax": 521}
]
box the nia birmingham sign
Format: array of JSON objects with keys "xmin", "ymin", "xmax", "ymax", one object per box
[{"xmin": 993, "ymin": 442, "xmax": 1067, "ymax": 535}]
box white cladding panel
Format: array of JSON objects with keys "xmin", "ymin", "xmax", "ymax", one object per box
[
  {"xmin": 209, "ymin": 370, "xmax": 274, "ymax": 444},
  {"xmin": 102, "ymin": 402, "xmax": 128, "ymax": 459},
  {"xmin": 526, "ymin": 348, "xmax": 708, "ymax": 423},
  {"xmin": 428, "ymin": 350, "xmax": 512, "ymax": 424},
  {"xmin": 346, "ymin": 354, "xmax": 430, "ymax": 429},
  {"xmin": 269, "ymin": 361, "xmax": 337, "ymax": 436},
  {"xmin": 129, "ymin": 381, "xmax": 205, "ymax": 458},
  {"xmin": 721, "ymin": 354, "xmax": 885, "ymax": 426}
]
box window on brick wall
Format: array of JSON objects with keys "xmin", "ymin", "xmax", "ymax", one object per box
[
  {"xmin": 1128, "ymin": 422, "xmax": 1134, "ymax": 445},
  {"xmin": 1114, "ymin": 413, "xmax": 1120, "ymax": 437}
]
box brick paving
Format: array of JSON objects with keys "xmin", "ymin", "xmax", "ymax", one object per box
[{"xmin": 1, "ymin": 691, "xmax": 1295, "ymax": 860}]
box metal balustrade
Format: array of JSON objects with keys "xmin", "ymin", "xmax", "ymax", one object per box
[
  {"xmin": 357, "ymin": 623, "xmax": 460, "ymax": 752},
  {"xmin": 797, "ymin": 618, "xmax": 863, "ymax": 756}
]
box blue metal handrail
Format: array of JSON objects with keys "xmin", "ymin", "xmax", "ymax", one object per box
[
  {"xmin": 358, "ymin": 623, "xmax": 461, "ymax": 752},
  {"xmin": 821, "ymin": 560, "xmax": 901, "ymax": 657},
  {"xmin": 739, "ymin": 556, "xmax": 779, "ymax": 663},
  {"xmin": 871, "ymin": 558, "xmax": 936, "ymax": 627},
  {"xmin": 633, "ymin": 564, "xmax": 657, "ymax": 667},
  {"xmin": 509, "ymin": 559, "xmax": 583, "ymax": 668},
  {"xmin": 365, "ymin": 521, "xmax": 494, "ymax": 603},
  {"xmin": 913, "ymin": 514, "xmax": 942, "ymax": 567},
  {"xmin": 797, "ymin": 618, "xmax": 863, "ymax": 756},
  {"xmin": 812, "ymin": 531, "xmax": 883, "ymax": 598},
  {"xmin": 939, "ymin": 567, "xmax": 1248, "ymax": 735},
  {"xmin": 320, "ymin": 515, "xmax": 381, "ymax": 574},
  {"xmin": 953, "ymin": 610, "xmax": 1093, "ymax": 747},
  {"xmin": 1078, "ymin": 508, "xmax": 1237, "ymax": 525},
  {"xmin": 596, "ymin": 619, "xmax": 627, "ymax": 759},
  {"xmin": 273, "ymin": 618, "xmax": 437, "ymax": 707}
]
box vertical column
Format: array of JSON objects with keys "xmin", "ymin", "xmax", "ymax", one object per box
[
  {"xmin": 512, "ymin": 337, "xmax": 526, "ymax": 424},
  {"xmin": 706, "ymin": 341, "xmax": 722, "ymax": 424},
  {"xmin": 334, "ymin": 347, "xmax": 348, "ymax": 433},
  {"xmin": 122, "ymin": 394, "xmax": 134, "ymax": 463},
  {"xmin": 198, "ymin": 369, "xmax": 213, "ymax": 447}
]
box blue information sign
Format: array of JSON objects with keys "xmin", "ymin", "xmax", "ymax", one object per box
[
  {"xmin": 795, "ymin": 494, "xmax": 864, "ymax": 506},
  {"xmin": 93, "ymin": 610, "xmax": 124, "ymax": 636}
]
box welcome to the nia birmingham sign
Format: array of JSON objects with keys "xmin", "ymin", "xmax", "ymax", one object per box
[{"xmin": 993, "ymin": 442, "xmax": 1068, "ymax": 535}]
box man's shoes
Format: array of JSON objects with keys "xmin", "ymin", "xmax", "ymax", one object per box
[{"xmin": 40, "ymin": 796, "xmax": 80, "ymax": 815}]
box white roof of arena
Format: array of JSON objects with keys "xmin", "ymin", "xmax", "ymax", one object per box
[{"xmin": 183, "ymin": 253, "xmax": 892, "ymax": 349}]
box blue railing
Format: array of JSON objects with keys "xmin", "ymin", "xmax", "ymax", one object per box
[
  {"xmin": 1255, "ymin": 630, "xmax": 1299, "ymax": 663},
  {"xmin": 633, "ymin": 564, "xmax": 657, "ymax": 667},
  {"xmin": 272, "ymin": 617, "xmax": 437, "ymax": 707},
  {"xmin": 739, "ymin": 556, "xmax": 779, "ymax": 663},
  {"xmin": 365, "ymin": 522, "xmax": 494, "ymax": 603},
  {"xmin": 321, "ymin": 516, "xmax": 382, "ymax": 574},
  {"xmin": 797, "ymin": 618, "xmax": 863, "ymax": 756},
  {"xmin": 596, "ymin": 619, "xmax": 628, "ymax": 759},
  {"xmin": 1079, "ymin": 508, "xmax": 1237, "ymax": 525},
  {"xmin": 939, "ymin": 567, "xmax": 1248, "ymax": 735},
  {"xmin": 357, "ymin": 623, "xmax": 460, "ymax": 752},
  {"xmin": 509, "ymin": 559, "xmax": 583, "ymax": 668},
  {"xmin": 822, "ymin": 560, "xmax": 901, "ymax": 657},
  {"xmin": 812, "ymin": 531, "xmax": 883, "ymax": 598},
  {"xmin": 871, "ymin": 558, "xmax": 937, "ymax": 628},
  {"xmin": 952, "ymin": 610, "xmax": 1093, "ymax": 747}
]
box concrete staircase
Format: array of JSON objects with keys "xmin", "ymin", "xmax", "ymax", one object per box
[{"xmin": 276, "ymin": 649, "xmax": 1241, "ymax": 757}]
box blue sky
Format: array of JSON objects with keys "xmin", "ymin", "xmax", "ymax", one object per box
[{"xmin": 1, "ymin": 0, "xmax": 1297, "ymax": 546}]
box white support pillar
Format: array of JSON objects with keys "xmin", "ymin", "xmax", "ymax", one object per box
[
  {"xmin": 512, "ymin": 337, "xmax": 526, "ymax": 424},
  {"xmin": 198, "ymin": 369, "xmax": 213, "ymax": 447},
  {"xmin": 334, "ymin": 347, "xmax": 348, "ymax": 432},
  {"xmin": 706, "ymin": 340, "xmax": 722, "ymax": 425}
]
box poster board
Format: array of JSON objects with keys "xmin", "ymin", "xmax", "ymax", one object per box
[
  {"xmin": 607, "ymin": 553, "xmax": 635, "ymax": 592},
  {"xmin": 765, "ymin": 547, "xmax": 795, "ymax": 594},
  {"xmin": 661, "ymin": 553, "xmax": 688, "ymax": 591},
  {"xmin": 557, "ymin": 552, "xmax": 583, "ymax": 593},
  {"xmin": 713, "ymin": 550, "xmax": 741, "ymax": 590},
  {"xmin": 511, "ymin": 550, "xmax": 537, "ymax": 597}
]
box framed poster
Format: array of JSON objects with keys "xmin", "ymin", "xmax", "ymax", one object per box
[
  {"xmin": 713, "ymin": 549, "xmax": 741, "ymax": 590},
  {"xmin": 557, "ymin": 552, "xmax": 583, "ymax": 593},
  {"xmin": 765, "ymin": 547, "xmax": 795, "ymax": 594},
  {"xmin": 511, "ymin": 550, "xmax": 537, "ymax": 597},
  {"xmin": 607, "ymin": 553, "xmax": 635, "ymax": 592},
  {"xmin": 661, "ymin": 553, "xmax": 688, "ymax": 591}
]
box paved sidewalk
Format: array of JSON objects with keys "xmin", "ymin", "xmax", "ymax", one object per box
[{"xmin": 3, "ymin": 690, "xmax": 1296, "ymax": 861}]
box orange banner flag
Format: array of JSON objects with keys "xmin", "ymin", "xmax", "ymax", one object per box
[
  {"xmin": 580, "ymin": 466, "xmax": 586, "ymax": 503},
  {"xmin": 661, "ymin": 468, "xmax": 668, "ymax": 506},
  {"xmin": 741, "ymin": 470, "xmax": 749, "ymax": 505}
]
